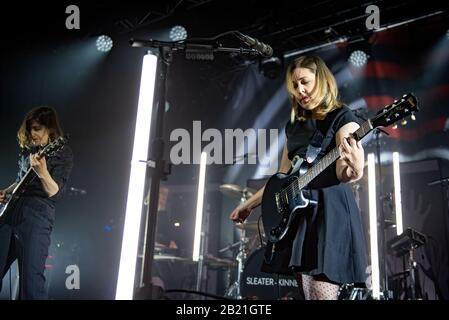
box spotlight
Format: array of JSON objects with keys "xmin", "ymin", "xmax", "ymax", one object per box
[
  {"xmin": 169, "ymin": 25, "xmax": 188, "ymax": 41},
  {"xmin": 96, "ymin": 35, "xmax": 113, "ymax": 52},
  {"xmin": 349, "ymin": 50, "xmax": 368, "ymax": 68}
]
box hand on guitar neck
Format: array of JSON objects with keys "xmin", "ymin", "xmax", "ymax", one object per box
[{"xmin": 30, "ymin": 153, "xmax": 48, "ymax": 179}]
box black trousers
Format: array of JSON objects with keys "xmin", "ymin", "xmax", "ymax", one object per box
[{"xmin": 0, "ymin": 197, "xmax": 54, "ymax": 299}]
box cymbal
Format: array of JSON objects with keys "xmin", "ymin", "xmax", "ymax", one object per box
[
  {"xmin": 219, "ymin": 184, "xmax": 257, "ymax": 200},
  {"xmin": 204, "ymin": 254, "xmax": 236, "ymax": 269},
  {"xmin": 235, "ymin": 221, "xmax": 260, "ymax": 232},
  {"xmin": 153, "ymin": 254, "xmax": 193, "ymax": 263}
]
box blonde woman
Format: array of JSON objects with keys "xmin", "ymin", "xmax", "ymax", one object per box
[{"xmin": 230, "ymin": 56, "xmax": 367, "ymax": 300}]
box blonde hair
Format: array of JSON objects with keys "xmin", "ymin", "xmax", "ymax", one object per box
[
  {"xmin": 17, "ymin": 106, "xmax": 63, "ymax": 149},
  {"xmin": 286, "ymin": 55, "xmax": 342, "ymax": 122}
]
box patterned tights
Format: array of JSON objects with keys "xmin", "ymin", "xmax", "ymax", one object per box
[{"xmin": 295, "ymin": 273, "xmax": 340, "ymax": 300}]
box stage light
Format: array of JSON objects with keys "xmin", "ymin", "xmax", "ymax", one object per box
[
  {"xmin": 96, "ymin": 35, "xmax": 113, "ymax": 52},
  {"xmin": 115, "ymin": 53, "xmax": 158, "ymax": 300},
  {"xmin": 169, "ymin": 25, "xmax": 188, "ymax": 41},
  {"xmin": 368, "ymin": 153, "xmax": 381, "ymax": 299},
  {"xmin": 393, "ymin": 152, "xmax": 403, "ymax": 235},
  {"xmin": 193, "ymin": 152, "xmax": 207, "ymax": 262},
  {"xmin": 349, "ymin": 50, "xmax": 368, "ymax": 67}
]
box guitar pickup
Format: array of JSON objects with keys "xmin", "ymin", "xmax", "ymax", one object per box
[{"xmin": 275, "ymin": 193, "xmax": 280, "ymax": 211}]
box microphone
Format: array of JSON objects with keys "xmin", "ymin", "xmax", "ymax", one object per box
[{"xmin": 235, "ymin": 31, "xmax": 273, "ymax": 57}]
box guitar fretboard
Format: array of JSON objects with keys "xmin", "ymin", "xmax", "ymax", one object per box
[{"xmin": 290, "ymin": 120, "xmax": 372, "ymax": 192}]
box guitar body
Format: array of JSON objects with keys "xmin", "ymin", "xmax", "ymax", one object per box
[{"xmin": 262, "ymin": 160, "xmax": 316, "ymax": 243}]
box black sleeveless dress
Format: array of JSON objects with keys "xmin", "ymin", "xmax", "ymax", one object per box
[{"xmin": 264, "ymin": 106, "xmax": 368, "ymax": 285}]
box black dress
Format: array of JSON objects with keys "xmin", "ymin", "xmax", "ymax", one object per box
[{"xmin": 275, "ymin": 106, "xmax": 367, "ymax": 285}]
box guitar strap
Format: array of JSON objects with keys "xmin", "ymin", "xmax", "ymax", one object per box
[{"xmin": 304, "ymin": 107, "xmax": 345, "ymax": 165}]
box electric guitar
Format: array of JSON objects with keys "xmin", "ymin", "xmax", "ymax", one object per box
[
  {"xmin": 0, "ymin": 136, "xmax": 67, "ymax": 224},
  {"xmin": 261, "ymin": 93, "xmax": 418, "ymax": 243}
]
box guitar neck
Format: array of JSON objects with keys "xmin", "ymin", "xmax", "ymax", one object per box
[
  {"xmin": 296, "ymin": 120, "xmax": 373, "ymax": 189},
  {"xmin": 11, "ymin": 167, "xmax": 35, "ymax": 195}
]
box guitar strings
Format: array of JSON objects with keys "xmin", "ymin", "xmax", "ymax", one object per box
[{"xmin": 279, "ymin": 122, "xmax": 370, "ymax": 202}]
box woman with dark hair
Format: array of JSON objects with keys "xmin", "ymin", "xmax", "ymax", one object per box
[
  {"xmin": 0, "ymin": 106, "xmax": 73, "ymax": 299},
  {"xmin": 230, "ymin": 56, "xmax": 367, "ymax": 300}
]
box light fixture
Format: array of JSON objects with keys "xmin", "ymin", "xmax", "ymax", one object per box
[
  {"xmin": 393, "ymin": 152, "xmax": 403, "ymax": 236},
  {"xmin": 193, "ymin": 152, "xmax": 207, "ymax": 262},
  {"xmin": 349, "ymin": 50, "xmax": 368, "ymax": 68},
  {"xmin": 115, "ymin": 54, "xmax": 158, "ymax": 300},
  {"xmin": 368, "ymin": 153, "xmax": 381, "ymax": 299},
  {"xmin": 96, "ymin": 35, "xmax": 113, "ymax": 52},
  {"xmin": 169, "ymin": 25, "xmax": 188, "ymax": 41}
]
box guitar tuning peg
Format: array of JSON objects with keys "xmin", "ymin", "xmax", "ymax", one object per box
[
  {"xmin": 401, "ymin": 119, "xmax": 407, "ymax": 126},
  {"xmin": 392, "ymin": 123, "xmax": 398, "ymax": 130},
  {"xmin": 411, "ymin": 113, "xmax": 416, "ymax": 121}
]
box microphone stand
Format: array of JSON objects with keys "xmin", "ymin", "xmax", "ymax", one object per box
[
  {"xmin": 130, "ymin": 39, "xmax": 262, "ymax": 60},
  {"xmin": 129, "ymin": 38, "xmax": 261, "ymax": 299},
  {"xmin": 131, "ymin": 40, "xmax": 173, "ymax": 300}
]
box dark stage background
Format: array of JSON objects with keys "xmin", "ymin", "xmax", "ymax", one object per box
[{"xmin": 0, "ymin": 1, "xmax": 448, "ymax": 299}]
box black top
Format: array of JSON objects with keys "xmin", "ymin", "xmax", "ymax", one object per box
[
  {"xmin": 285, "ymin": 106, "xmax": 361, "ymax": 159},
  {"xmin": 285, "ymin": 106, "xmax": 361, "ymax": 188},
  {"xmin": 16, "ymin": 144, "xmax": 74, "ymax": 207}
]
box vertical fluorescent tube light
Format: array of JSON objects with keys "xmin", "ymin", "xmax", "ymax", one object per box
[
  {"xmin": 193, "ymin": 152, "xmax": 208, "ymax": 262},
  {"xmin": 393, "ymin": 152, "xmax": 403, "ymax": 236},
  {"xmin": 368, "ymin": 153, "xmax": 381, "ymax": 300},
  {"xmin": 116, "ymin": 54, "xmax": 158, "ymax": 300}
]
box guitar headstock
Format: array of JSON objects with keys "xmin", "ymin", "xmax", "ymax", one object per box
[
  {"xmin": 371, "ymin": 93, "xmax": 419, "ymax": 129},
  {"xmin": 38, "ymin": 136, "xmax": 67, "ymax": 158}
]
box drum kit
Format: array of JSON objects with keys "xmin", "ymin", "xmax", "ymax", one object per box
[
  {"xmin": 151, "ymin": 183, "xmax": 298, "ymax": 299},
  {"xmin": 219, "ymin": 184, "xmax": 299, "ymax": 300}
]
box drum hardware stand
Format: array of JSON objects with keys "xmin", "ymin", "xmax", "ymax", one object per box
[
  {"xmin": 196, "ymin": 204, "xmax": 211, "ymax": 297},
  {"xmin": 225, "ymin": 228, "xmax": 249, "ymax": 299},
  {"xmin": 387, "ymin": 227, "xmax": 426, "ymax": 299}
]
